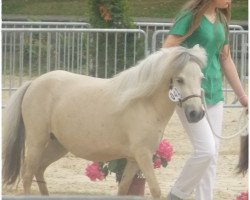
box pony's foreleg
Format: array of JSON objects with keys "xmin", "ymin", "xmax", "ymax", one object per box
[
  {"xmin": 118, "ymin": 159, "xmax": 139, "ymax": 195},
  {"xmin": 134, "ymin": 149, "xmax": 161, "ymax": 200}
]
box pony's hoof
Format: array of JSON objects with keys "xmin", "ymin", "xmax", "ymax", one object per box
[{"xmin": 167, "ymin": 192, "xmax": 183, "ymax": 200}]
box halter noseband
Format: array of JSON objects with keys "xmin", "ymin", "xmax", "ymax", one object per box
[
  {"xmin": 169, "ymin": 79, "xmax": 202, "ymax": 107},
  {"xmin": 177, "ymin": 94, "xmax": 202, "ymax": 107}
]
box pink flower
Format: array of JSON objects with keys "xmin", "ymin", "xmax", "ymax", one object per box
[
  {"xmin": 85, "ymin": 162, "xmax": 104, "ymax": 181},
  {"xmin": 156, "ymin": 139, "xmax": 173, "ymax": 162},
  {"xmin": 153, "ymin": 158, "xmax": 162, "ymax": 169},
  {"xmin": 235, "ymin": 191, "xmax": 248, "ymax": 200}
]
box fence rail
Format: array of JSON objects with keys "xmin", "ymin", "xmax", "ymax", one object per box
[
  {"xmin": 3, "ymin": 21, "xmax": 245, "ymax": 30},
  {"xmin": 2, "ymin": 21, "xmax": 91, "ymax": 28}
]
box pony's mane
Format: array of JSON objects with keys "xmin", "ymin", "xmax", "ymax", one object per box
[{"xmin": 109, "ymin": 45, "xmax": 207, "ymax": 107}]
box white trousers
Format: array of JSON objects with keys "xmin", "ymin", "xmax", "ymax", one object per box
[{"xmin": 171, "ymin": 102, "xmax": 224, "ymax": 200}]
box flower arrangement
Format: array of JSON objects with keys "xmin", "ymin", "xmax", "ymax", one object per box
[
  {"xmin": 235, "ymin": 191, "xmax": 248, "ymax": 200},
  {"xmin": 85, "ymin": 139, "xmax": 173, "ymax": 182}
]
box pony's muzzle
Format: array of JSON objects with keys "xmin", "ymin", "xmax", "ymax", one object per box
[{"xmin": 185, "ymin": 106, "xmax": 205, "ymax": 123}]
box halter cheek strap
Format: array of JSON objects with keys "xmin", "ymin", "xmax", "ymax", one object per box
[{"xmin": 169, "ymin": 79, "xmax": 202, "ymax": 107}]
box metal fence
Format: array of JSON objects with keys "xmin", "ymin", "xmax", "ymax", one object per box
[
  {"xmin": 2, "ymin": 28, "xmax": 147, "ymax": 106},
  {"xmin": 3, "ymin": 21, "xmax": 244, "ymax": 30},
  {"xmin": 2, "ymin": 22, "xmax": 248, "ymax": 108},
  {"xmin": 3, "ymin": 21, "xmax": 244, "ymax": 52}
]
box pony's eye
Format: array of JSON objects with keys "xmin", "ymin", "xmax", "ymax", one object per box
[{"xmin": 176, "ymin": 78, "xmax": 184, "ymax": 84}]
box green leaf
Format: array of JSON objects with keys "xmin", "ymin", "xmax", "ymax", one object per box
[
  {"xmin": 108, "ymin": 160, "xmax": 119, "ymax": 173},
  {"xmin": 103, "ymin": 165, "xmax": 109, "ymax": 177},
  {"xmin": 161, "ymin": 160, "xmax": 168, "ymax": 168}
]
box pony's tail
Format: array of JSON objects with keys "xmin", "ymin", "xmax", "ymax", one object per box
[
  {"xmin": 237, "ymin": 135, "xmax": 248, "ymax": 175},
  {"xmin": 2, "ymin": 81, "xmax": 32, "ymax": 185}
]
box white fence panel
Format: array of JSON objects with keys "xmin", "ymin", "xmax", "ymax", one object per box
[{"xmin": 2, "ymin": 28, "xmax": 147, "ymax": 107}]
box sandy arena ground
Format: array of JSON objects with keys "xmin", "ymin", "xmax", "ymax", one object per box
[{"xmin": 2, "ymin": 105, "xmax": 248, "ymax": 200}]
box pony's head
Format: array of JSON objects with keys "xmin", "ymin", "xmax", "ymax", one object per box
[
  {"xmin": 166, "ymin": 45, "xmax": 207, "ymax": 123},
  {"xmin": 110, "ymin": 45, "xmax": 207, "ymax": 122}
]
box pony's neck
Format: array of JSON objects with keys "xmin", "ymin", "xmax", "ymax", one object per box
[{"xmin": 145, "ymin": 80, "xmax": 176, "ymax": 122}]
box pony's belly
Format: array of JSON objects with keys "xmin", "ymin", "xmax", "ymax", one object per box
[
  {"xmin": 52, "ymin": 121, "xmax": 129, "ymax": 162},
  {"xmin": 74, "ymin": 150, "xmax": 128, "ymax": 162},
  {"xmin": 56, "ymin": 136, "xmax": 129, "ymax": 162}
]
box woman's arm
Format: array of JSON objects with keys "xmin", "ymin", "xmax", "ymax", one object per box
[
  {"xmin": 162, "ymin": 35, "xmax": 184, "ymax": 48},
  {"xmin": 220, "ymin": 44, "xmax": 248, "ymax": 107}
]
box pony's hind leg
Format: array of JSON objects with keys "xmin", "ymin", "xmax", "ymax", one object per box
[
  {"xmin": 22, "ymin": 142, "xmax": 46, "ymax": 195},
  {"xmin": 118, "ymin": 159, "xmax": 139, "ymax": 195},
  {"xmin": 35, "ymin": 136, "xmax": 68, "ymax": 195},
  {"xmin": 22, "ymin": 127, "xmax": 52, "ymax": 195}
]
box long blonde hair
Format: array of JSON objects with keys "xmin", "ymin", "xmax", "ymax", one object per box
[{"xmin": 179, "ymin": 0, "xmax": 231, "ymax": 40}]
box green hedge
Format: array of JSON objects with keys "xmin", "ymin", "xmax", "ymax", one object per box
[
  {"xmin": 2, "ymin": 0, "xmax": 248, "ymax": 21},
  {"xmin": 87, "ymin": 0, "xmax": 144, "ymax": 78}
]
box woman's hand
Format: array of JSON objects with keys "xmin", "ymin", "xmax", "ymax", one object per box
[
  {"xmin": 220, "ymin": 45, "xmax": 248, "ymax": 108},
  {"xmin": 238, "ymin": 95, "xmax": 248, "ymax": 107}
]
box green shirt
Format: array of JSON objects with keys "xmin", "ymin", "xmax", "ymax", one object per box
[{"xmin": 169, "ymin": 12, "xmax": 228, "ymax": 105}]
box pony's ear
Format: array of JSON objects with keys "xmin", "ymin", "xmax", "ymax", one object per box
[
  {"xmin": 190, "ymin": 45, "xmax": 207, "ymax": 68},
  {"xmin": 192, "ymin": 44, "xmax": 205, "ymax": 56},
  {"xmin": 193, "ymin": 44, "xmax": 200, "ymax": 49}
]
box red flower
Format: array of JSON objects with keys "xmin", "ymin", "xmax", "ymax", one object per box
[
  {"xmin": 156, "ymin": 139, "xmax": 173, "ymax": 162},
  {"xmin": 235, "ymin": 191, "xmax": 248, "ymax": 200},
  {"xmin": 153, "ymin": 158, "xmax": 162, "ymax": 169},
  {"xmin": 85, "ymin": 162, "xmax": 105, "ymax": 181}
]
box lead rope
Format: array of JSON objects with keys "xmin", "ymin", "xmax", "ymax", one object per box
[{"xmin": 201, "ymin": 90, "xmax": 248, "ymax": 140}]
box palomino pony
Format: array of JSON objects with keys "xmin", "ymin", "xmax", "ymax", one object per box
[{"xmin": 3, "ymin": 45, "xmax": 207, "ymax": 199}]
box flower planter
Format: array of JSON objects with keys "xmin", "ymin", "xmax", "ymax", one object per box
[{"xmin": 127, "ymin": 175, "xmax": 146, "ymax": 196}]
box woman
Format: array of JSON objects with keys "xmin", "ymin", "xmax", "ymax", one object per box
[{"xmin": 163, "ymin": 0, "xmax": 248, "ymax": 200}]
